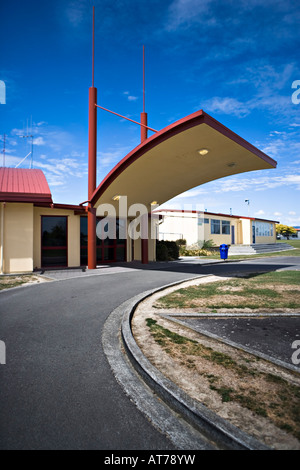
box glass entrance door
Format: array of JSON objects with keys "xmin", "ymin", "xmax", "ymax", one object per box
[
  {"xmin": 41, "ymin": 216, "xmax": 67, "ymax": 267},
  {"xmin": 231, "ymin": 225, "xmax": 235, "ymax": 245},
  {"xmin": 252, "ymin": 223, "xmax": 256, "ymax": 244},
  {"xmin": 80, "ymin": 217, "xmax": 126, "ymax": 265}
]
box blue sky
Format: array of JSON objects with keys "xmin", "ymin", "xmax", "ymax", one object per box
[{"xmin": 1, "ymin": 0, "xmax": 299, "ymax": 225}]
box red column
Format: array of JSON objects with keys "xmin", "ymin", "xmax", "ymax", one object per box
[
  {"xmin": 140, "ymin": 112, "xmax": 148, "ymax": 143},
  {"xmin": 140, "ymin": 111, "xmax": 148, "ymax": 264},
  {"xmin": 141, "ymin": 213, "xmax": 148, "ymax": 264},
  {"xmin": 88, "ymin": 86, "xmax": 97, "ymax": 269},
  {"xmin": 141, "ymin": 239, "xmax": 149, "ymax": 264}
]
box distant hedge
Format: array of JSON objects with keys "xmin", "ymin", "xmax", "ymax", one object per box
[{"xmin": 156, "ymin": 240, "xmax": 179, "ymax": 261}]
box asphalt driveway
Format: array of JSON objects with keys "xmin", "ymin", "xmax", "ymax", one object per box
[
  {"xmin": 0, "ymin": 269, "xmax": 200, "ymax": 450},
  {"xmin": 0, "ymin": 255, "xmax": 299, "ymax": 450}
]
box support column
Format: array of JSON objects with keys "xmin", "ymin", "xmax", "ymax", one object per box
[
  {"xmin": 141, "ymin": 239, "xmax": 148, "ymax": 264},
  {"xmin": 141, "ymin": 213, "xmax": 148, "ymax": 264},
  {"xmin": 140, "ymin": 112, "xmax": 148, "ymax": 143},
  {"xmin": 88, "ymin": 86, "xmax": 97, "ymax": 269}
]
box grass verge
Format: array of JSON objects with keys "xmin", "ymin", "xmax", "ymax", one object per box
[
  {"xmin": 0, "ymin": 274, "xmax": 42, "ymax": 290},
  {"xmin": 146, "ymin": 318, "xmax": 300, "ymax": 441},
  {"xmin": 198, "ymin": 239, "xmax": 300, "ymax": 260},
  {"xmin": 154, "ymin": 271, "xmax": 300, "ymax": 311}
]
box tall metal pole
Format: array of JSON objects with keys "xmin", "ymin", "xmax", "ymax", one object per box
[
  {"xmin": 140, "ymin": 45, "xmax": 148, "ymax": 143},
  {"xmin": 140, "ymin": 46, "xmax": 149, "ymax": 263},
  {"xmin": 2, "ymin": 134, "xmax": 5, "ymax": 167},
  {"xmin": 88, "ymin": 6, "xmax": 97, "ymax": 270},
  {"xmin": 30, "ymin": 135, "xmax": 34, "ymax": 169}
]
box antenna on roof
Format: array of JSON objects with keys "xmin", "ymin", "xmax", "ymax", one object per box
[
  {"xmin": 19, "ymin": 134, "xmax": 34, "ymax": 168},
  {"xmin": 143, "ymin": 45, "xmax": 145, "ymax": 114},
  {"xmin": 2, "ymin": 134, "xmax": 5, "ymax": 167},
  {"xmin": 140, "ymin": 45, "xmax": 148, "ymax": 142},
  {"xmin": 19, "ymin": 117, "xmax": 34, "ymax": 168}
]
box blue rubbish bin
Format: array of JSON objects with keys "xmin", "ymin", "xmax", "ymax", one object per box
[{"xmin": 219, "ymin": 244, "xmax": 228, "ymax": 260}]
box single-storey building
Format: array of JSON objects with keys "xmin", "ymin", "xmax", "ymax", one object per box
[
  {"xmin": 0, "ymin": 167, "xmax": 130, "ymax": 273},
  {"xmin": 1, "ymin": 110, "xmax": 277, "ymax": 273},
  {"xmin": 156, "ymin": 209, "xmax": 279, "ymax": 247}
]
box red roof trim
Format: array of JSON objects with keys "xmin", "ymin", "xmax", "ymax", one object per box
[
  {"xmin": 155, "ymin": 209, "xmax": 279, "ymax": 224},
  {"xmin": 1, "ymin": 193, "xmax": 52, "ymax": 203},
  {"xmin": 34, "ymin": 202, "xmax": 86, "ymax": 212},
  {"xmin": 91, "ymin": 110, "xmax": 277, "ymax": 206}
]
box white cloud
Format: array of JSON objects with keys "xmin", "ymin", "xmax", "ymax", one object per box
[
  {"xmin": 33, "ymin": 137, "xmax": 45, "ymax": 146},
  {"xmin": 176, "ymin": 188, "xmax": 208, "ymax": 198},
  {"xmin": 127, "ymin": 95, "xmax": 138, "ymax": 101},
  {"xmin": 203, "ymin": 63, "xmax": 300, "ymax": 120},
  {"xmin": 123, "ymin": 91, "xmax": 138, "ymax": 102},
  {"xmin": 6, "ymin": 122, "xmax": 88, "ymax": 191},
  {"xmin": 97, "ymin": 145, "xmax": 132, "ymax": 168},
  {"xmin": 255, "ymin": 210, "xmax": 265, "ymax": 216},
  {"xmin": 165, "ymin": 0, "xmax": 214, "ymax": 31},
  {"xmin": 66, "ymin": 0, "xmax": 87, "ymax": 27},
  {"xmin": 203, "ymin": 97, "xmax": 250, "ymax": 118}
]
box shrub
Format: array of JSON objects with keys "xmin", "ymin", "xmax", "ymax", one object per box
[
  {"xmin": 156, "ymin": 240, "xmax": 179, "ymax": 261},
  {"xmin": 201, "ymin": 239, "xmax": 216, "ymax": 249},
  {"xmin": 175, "ymin": 239, "xmax": 186, "ymax": 247},
  {"xmin": 156, "ymin": 241, "xmax": 169, "ymax": 261}
]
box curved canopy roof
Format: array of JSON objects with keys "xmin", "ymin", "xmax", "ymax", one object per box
[{"xmin": 91, "ymin": 110, "xmax": 277, "ymax": 212}]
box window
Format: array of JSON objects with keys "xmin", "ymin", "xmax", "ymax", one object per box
[
  {"xmin": 41, "ymin": 216, "xmax": 67, "ymax": 267},
  {"xmin": 211, "ymin": 219, "xmax": 220, "ymax": 234},
  {"xmin": 80, "ymin": 216, "xmax": 126, "ymax": 265},
  {"xmin": 254, "ymin": 221, "xmax": 272, "ymax": 237},
  {"xmin": 222, "ymin": 220, "xmax": 230, "ymax": 234}
]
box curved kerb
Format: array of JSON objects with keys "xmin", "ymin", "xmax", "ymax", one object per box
[{"xmin": 120, "ymin": 279, "xmax": 270, "ymax": 451}]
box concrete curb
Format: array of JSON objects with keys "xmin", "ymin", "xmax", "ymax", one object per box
[
  {"xmin": 102, "ymin": 281, "xmax": 217, "ymax": 450},
  {"xmin": 120, "ymin": 277, "xmax": 270, "ymax": 450}
]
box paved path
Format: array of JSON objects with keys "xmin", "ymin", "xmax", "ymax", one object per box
[
  {"xmin": 177, "ymin": 317, "xmax": 300, "ymax": 366},
  {"xmin": 0, "ymin": 255, "xmax": 299, "ymax": 449}
]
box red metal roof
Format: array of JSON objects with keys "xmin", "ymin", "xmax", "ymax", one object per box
[{"xmin": 0, "ymin": 167, "xmax": 53, "ymax": 203}]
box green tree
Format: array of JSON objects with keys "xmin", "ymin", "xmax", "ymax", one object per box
[{"xmin": 276, "ymin": 224, "xmax": 297, "ymax": 240}]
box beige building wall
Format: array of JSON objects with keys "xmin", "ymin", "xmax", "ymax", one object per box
[
  {"xmin": 149, "ymin": 215, "xmax": 158, "ymax": 261},
  {"xmin": 33, "ymin": 207, "xmax": 80, "ymax": 269},
  {"xmin": 1, "ymin": 203, "xmax": 34, "ymax": 273},
  {"xmin": 159, "ymin": 212, "xmax": 198, "ymax": 245},
  {"xmin": 256, "ymin": 235, "xmax": 276, "ymax": 244},
  {"xmin": 128, "ymin": 217, "xmax": 156, "ymax": 261},
  {"xmin": 240, "ymin": 218, "xmax": 252, "ymax": 245},
  {"xmin": 203, "ymin": 214, "xmax": 232, "ymax": 246},
  {"xmin": 158, "ymin": 211, "xmax": 277, "ymax": 248},
  {"xmin": 254, "ymin": 220, "xmax": 277, "ymax": 244},
  {"xmin": 236, "ymin": 220, "xmax": 243, "ymax": 244}
]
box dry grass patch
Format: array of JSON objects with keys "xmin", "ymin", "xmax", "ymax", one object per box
[
  {"xmin": 154, "ymin": 271, "xmax": 300, "ymax": 311},
  {"xmin": 0, "ymin": 274, "xmax": 47, "ymax": 290},
  {"xmin": 145, "ymin": 318, "xmax": 300, "ymax": 443}
]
